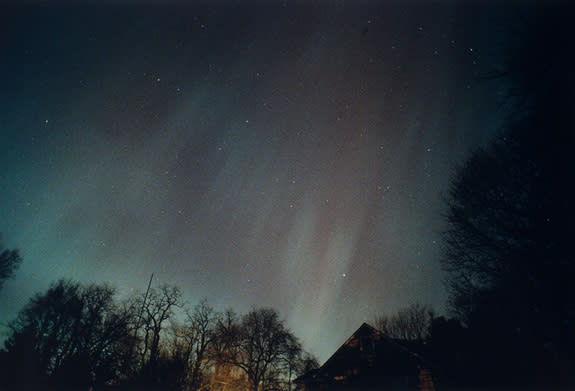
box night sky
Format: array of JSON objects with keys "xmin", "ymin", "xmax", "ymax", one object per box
[{"xmin": 1, "ymin": 1, "xmax": 512, "ymax": 361}]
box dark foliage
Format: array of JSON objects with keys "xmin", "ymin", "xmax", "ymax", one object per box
[
  {"xmin": 1, "ymin": 280, "xmax": 135, "ymax": 389},
  {"xmin": 0, "ymin": 239, "xmax": 22, "ymax": 290},
  {"xmin": 441, "ymin": 5, "xmax": 575, "ymax": 388}
]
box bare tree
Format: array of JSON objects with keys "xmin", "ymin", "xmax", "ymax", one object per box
[
  {"xmin": 296, "ymin": 352, "xmax": 319, "ymax": 379},
  {"xmin": 171, "ymin": 298, "xmax": 220, "ymax": 390},
  {"xmin": 375, "ymin": 303, "xmax": 434, "ymax": 341},
  {"xmin": 134, "ymin": 283, "xmax": 182, "ymax": 380},
  {"xmin": 442, "ymin": 6, "xmax": 575, "ymax": 345},
  {"xmin": 282, "ymin": 334, "xmax": 316, "ymax": 391},
  {"xmin": 214, "ymin": 308, "xmax": 304, "ymax": 391}
]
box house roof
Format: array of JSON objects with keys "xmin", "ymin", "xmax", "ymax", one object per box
[{"xmin": 296, "ymin": 323, "xmax": 435, "ymax": 390}]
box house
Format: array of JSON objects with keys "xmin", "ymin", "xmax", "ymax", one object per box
[{"xmin": 295, "ymin": 323, "xmax": 434, "ymax": 391}]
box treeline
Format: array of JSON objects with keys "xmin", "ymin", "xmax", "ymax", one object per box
[
  {"xmin": 433, "ymin": 6, "xmax": 575, "ymax": 390},
  {"xmin": 374, "ymin": 303, "xmax": 434, "ymax": 342},
  {"xmin": 0, "ymin": 279, "xmax": 318, "ymax": 391},
  {"xmin": 379, "ymin": 7, "xmax": 575, "ymax": 389}
]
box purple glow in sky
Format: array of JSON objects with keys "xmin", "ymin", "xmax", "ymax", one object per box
[{"xmin": 0, "ymin": 1, "xmax": 511, "ymax": 361}]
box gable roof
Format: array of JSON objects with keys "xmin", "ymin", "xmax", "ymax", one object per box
[{"xmin": 296, "ymin": 323, "xmax": 434, "ymax": 390}]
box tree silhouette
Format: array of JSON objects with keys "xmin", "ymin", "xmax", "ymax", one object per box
[
  {"xmin": 0, "ymin": 238, "xmax": 22, "ymax": 291},
  {"xmin": 214, "ymin": 308, "xmax": 305, "ymax": 391},
  {"xmin": 1, "ymin": 278, "xmax": 316, "ymax": 390},
  {"xmin": 441, "ymin": 6, "xmax": 575, "ymax": 384},
  {"xmin": 171, "ymin": 298, "xmax": 220, "ymax": 390},
  {"xmin": 132, "ymin": 283, "xmax": 182, "ymax": 382},
  {"xmin": 295, "ymin": 352, "xmax": 320, "ymax": 380},
  {"xmin": 2, "ymin": 280, "xmax": 133, "ymax": 388},
  {"xmin": 375, "ymin": 303, "xmax": 434, "ymax": 341}
]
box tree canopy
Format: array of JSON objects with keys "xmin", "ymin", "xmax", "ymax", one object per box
[
  {"xmin": 214, "ymin": 307, "xmax": 305, "ymax": 391},
  {"xmin": 441, "ymin": 4, "xmax": 575, "ymax": 369},
  {"xmin": 1, "ymin": 280, "xmax": 315, "ymax": 391},
  {"xmin": 2, "ymin": 280, "xmax": 134, "ymax": 387}
]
